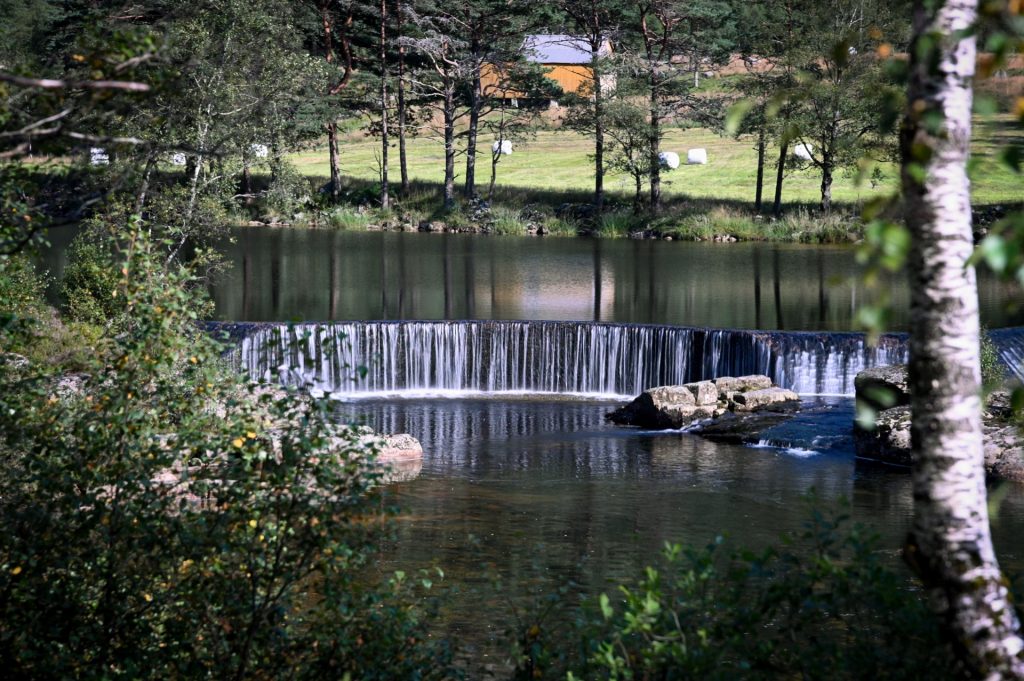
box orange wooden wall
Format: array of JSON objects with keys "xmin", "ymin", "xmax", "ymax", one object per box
[{"xmin": 481, "ymin": 63, "xmax": 595, "ymax": 98}]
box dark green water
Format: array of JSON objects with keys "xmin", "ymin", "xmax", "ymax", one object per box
[
  {"xmin": 335, "ymin": 396, "xmax": 1024, "ymax": 669},
  {"xmin": 208, "ymin": 229, "xmax": 1023, "ymax": 330}
]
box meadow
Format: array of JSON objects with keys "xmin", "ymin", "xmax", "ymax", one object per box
[{"xmin": 289, "ymin": 114, "xmax": 1023, "ymax": 208}]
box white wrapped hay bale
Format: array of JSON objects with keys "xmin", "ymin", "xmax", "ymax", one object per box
[
  {"xmin": 686, "ymin": 148, "xmax": 708, "ymax": 165},
  {"xmin": 89, "ymin": 148, "xmax": 109, "ymax": 166},
  {"xmin": 171, "ymin": 152, "xmax": 187, "ymax": 166},
  {"xmin": 251, "ymin": 143, "xmax": 269, "ymax": 159},
  {"xmin": 658, "ymin": 151, "xmax": 680, "ymax": 169},
  {"xmin": 793, "ymin": 143, "xmax": 813, "ymax": 161},
  {"xmin": 492, "ymin": 140, "xmax": 513, "ymax": 155}
]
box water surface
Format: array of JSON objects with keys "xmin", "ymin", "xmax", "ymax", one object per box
[
  {"xmin": 335, "ymin": 396, "xmax": 1024, "ymax": 668},
  {"xmin": 210, "ymin": 229, "xmax": 1023, "ymax": 330}
]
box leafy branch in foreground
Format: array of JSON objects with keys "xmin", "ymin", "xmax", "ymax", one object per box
[{"xmin": 0, "ymin": 224, "xmax": 456, "ymax": 680}]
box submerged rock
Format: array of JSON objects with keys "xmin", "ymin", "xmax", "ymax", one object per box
[{"xmin": 607, "ymin": 375, "xmax": 799, "ymax": 430}]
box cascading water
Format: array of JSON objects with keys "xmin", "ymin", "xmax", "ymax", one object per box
[{"xmin": 225, "ymin": 320, "xmax": 915, "ymax": 398}]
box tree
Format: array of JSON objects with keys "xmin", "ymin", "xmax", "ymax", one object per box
[
  {"xmin": 402, "ymin": 4, "xmax": 472, "ymax": 209},
  {"xmin": 603, "ymin": 97, "xmax": 653, "ymax": 213},
  {"xmin": 308, "ymin": 0, "xmax": 358, "ymax": 201},
  {"xmin": 900, "ymin": 0, "xmax": 1024, "ymax": 674},
  {"xmin": 630, "ymin": 0, "xmax": 733, "ymax": 213},
  {"xmin": 482, "ymin": 60, "xmax": 560, "ymax": 200},
  {"xmin": 787, "ymin": 0, "xmax": 907, "ymax": 212},
  {"xmin": 560, "ymin": 0, "xmax": 626, "ymax": 214}
]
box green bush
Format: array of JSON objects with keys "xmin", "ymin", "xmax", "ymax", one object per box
[
  {"xmin": 511, "ymin": 504, "xmax": 956, "ymax": 680},
  {"xmin": 980, "ymin": 327, "xmax": 1006, "ymax": 389},
  {"xmin": 490, "ymin": 206, "xmax": 526, "ymax": 235},
  {"xmin": 0, "ymin": 226, "xmax": 457, "ymax": 680},
  {"xmin": 60, "ymin": 227, "xmax": 123, "ymax": 325}
]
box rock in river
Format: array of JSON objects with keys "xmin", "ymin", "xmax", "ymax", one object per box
[{"xmin": 607, "ymin": 376, "xmax": 799, "ymax": 430}]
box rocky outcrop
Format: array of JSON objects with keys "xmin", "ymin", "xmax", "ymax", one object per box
[
  {"xmin": 607, "ymin": 375, "xmax": 799, "ymax": 430},
  {"xmin": 854, "ymin": 364, "xmax": 910, "ymax": 414},
  {"xmin": 854, "ymin": 364, "xmax": 1024, "ymax": 481}
]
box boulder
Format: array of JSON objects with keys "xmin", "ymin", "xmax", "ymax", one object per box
[
  {"xmin": 854, "ymin": 364, "xmax": 910, "ymax": 412},
  {"xmin": 418, "ymin": 220, "xmax": 447, "ymax": 233},
  {"xmin": 607, "ymin": 385, "xmax": 716, "ymax": 429},
  {"xmin": 608, "ymin": 375, "xmax": 799, "ymax": 430},
  {"xmin": 985, "ymin": 424, "xmax": 1024, "ymax": 482},
  {"xmin": 714, "ymin": 375, "xmax": 773, "ymax": 393},
  {"xmin": 853, "ymin": 405, "xmax": 913, "ymax": 467},
  {"xmin": 853, "ymin": 365, "xmax": 1024, "ymax": 481},
  {"xmin": 377, "ymin": 433, "xmax": 424, "ymax": 463},
  {"xmin": 684, "ymin": 380, "xmax": 718, "ymax": 406},
  {"xmin": 731, "ymin": 387, "xmax": 800, "ymax": 412}
]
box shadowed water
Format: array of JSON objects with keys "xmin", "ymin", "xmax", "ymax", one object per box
[{"xmin": 337, "ymin": 396, "xmax": 1024, "ymax": 670}]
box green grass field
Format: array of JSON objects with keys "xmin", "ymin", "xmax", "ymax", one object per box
[{"xmin": 289, "ymin": 115, "xmax": 1023, "ymax": 207}]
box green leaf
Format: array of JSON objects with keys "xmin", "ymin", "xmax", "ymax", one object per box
[
  {"xmin": 725, "ymin": 100, "xmax": 754, "ymax": 136},
  {"xmin": 600, "ymin": 593, "xmax": 614, "ymax": 620}
]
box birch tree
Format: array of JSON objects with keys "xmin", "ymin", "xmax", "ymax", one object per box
[{"xmin": 901, "ymin": 0, "xmax": 1024, "ymax": 674}]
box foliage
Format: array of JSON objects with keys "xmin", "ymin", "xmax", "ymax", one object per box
[
  {"xmin": 60, "ymin": 225, "xmax": 124, "ymax": 326},
  {"xmin": 0, "ymin": 225, "xmax": 457, "ymax": 680},
  {"xmin": 511, "ymin": 504, "xmax": 957, "ymax": 680},
  {"xmin": 981, "ymin": 326, "xmax": 1007, "ymax": 389}
]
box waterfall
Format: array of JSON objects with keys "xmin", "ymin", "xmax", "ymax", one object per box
[{"xmin": 223, "ymin": 321, "xmax": 915, "ymax": 398}]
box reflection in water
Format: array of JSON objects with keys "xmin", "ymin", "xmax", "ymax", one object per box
[
  {"xmin": 334, "ymin": 397, "xmax": 1024, "ymax": 670},
  {"xmin": 210, "ymin": 229, "xmax": 1022, "ymax": 330}
]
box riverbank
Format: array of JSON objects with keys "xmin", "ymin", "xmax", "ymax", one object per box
[{"xmin": 240, "ymin": 173, "xmax": 1018, "ymax": 245}]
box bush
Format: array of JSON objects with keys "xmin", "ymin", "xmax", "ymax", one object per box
[
  {"xmin": 0, "ymin": 226, "xmax": 457, "ymax": 680},
  {"xmin": 980, "ymin": 327, "xmax": 1006, "ymax": 389},
  {"xmin": 60, "ymin": 226, "xmax": 123, "ymax": 325},
  {"xmin": 511, "ymin": 503, "xmax": 957, "ymax": 680}
]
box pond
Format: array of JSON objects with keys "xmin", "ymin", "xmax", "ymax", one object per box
[
  {"xmin": 47, "ymin": 226, "xmax": 1024, "ymax": 672},
  {"xmin": 202, "ymin": 229, "xmax": 1024, "ymax": 672}
]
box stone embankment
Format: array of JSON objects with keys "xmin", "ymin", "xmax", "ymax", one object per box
[
  {"xmin": 607, "ymin": 375, "xmax": 800, "ymax": 430},
  {"xmin": 854, "ymin": 364, "xmax": 1024, "ymax": 481}
]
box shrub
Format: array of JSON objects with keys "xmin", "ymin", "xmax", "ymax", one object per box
[
  {"xmin": 980, "ymin": 326, "xmax": 1006, "ymax": 389},
  {"xmin": 0, "ymin": 226, "xmax": 457, "ymax": 680},
  {"xmin": 490, "ymin": 206, "xmax": 526, "ymax": 235},
  {"xmin": 60, "ymin": 226, "xmax": 123, "ymax": 325},
  {"xmin": 512, "ymin": 503, "xmax": 956, "ymax": 680}
]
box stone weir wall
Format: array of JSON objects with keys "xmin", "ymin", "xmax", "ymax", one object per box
[{"xmin": 204, "ymin": 320, "xmax": 918, "ymax": 397}]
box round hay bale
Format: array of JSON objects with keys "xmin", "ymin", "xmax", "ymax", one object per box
[
  {"xmin": 686, "ymin": 148, "xmax": 708, "ymax": 165},
  {"xmin": 793, "ymin": 143, "xmax": 813, "ymax": 161},
  {"xmin": 492, "ymin": 140, "xmax": 513, "ymax": 155},
  {"xmin": 658, "ymin": 151, "xmax": 681, "ymax": 169},
  {"xmin": 89, "ymin": 148, "xmax": 109, "ymax": 166}
]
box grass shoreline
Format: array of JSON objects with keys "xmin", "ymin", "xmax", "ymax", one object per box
[{"xmin": 245, "ymin": 174, "xmax": 1021, "ymax": 245}]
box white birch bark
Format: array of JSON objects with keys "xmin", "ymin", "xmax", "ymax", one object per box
[{"xmin": 901, "ymin": 1, "xmax": 1024, "ymax": 676}]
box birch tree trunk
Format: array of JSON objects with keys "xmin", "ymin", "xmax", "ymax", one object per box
[{"xmin": 901, "ymin": 0, "xmax": 1024, "ymax": 675}]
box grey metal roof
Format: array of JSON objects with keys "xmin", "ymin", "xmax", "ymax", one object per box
[{"xmin": 523, "ymin": 35, "xmax": 611, "ymax": 65}]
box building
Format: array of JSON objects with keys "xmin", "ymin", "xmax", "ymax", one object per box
[{"xmin": 481, "ymin": 34, "xmax": 615, "ymax": 103}]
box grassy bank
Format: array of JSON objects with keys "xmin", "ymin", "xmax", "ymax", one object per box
[
  {"xmin": 290, "ymin": 114, "xmax": 1022, "ymax": 207},
  {"xmin": 268, "ymin": 114, "xmax": 1021, "ymax": 242},
  {"xmin": 296, "ymin": 178, "xmax": 864, "ymax": 243}
]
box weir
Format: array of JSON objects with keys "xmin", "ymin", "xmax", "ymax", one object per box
[{"xmin": 221, "ymin": 320, "xmax": 932, "ymax": 398}]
